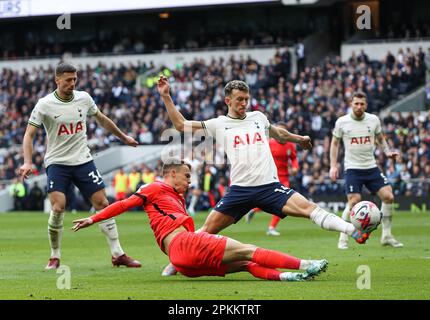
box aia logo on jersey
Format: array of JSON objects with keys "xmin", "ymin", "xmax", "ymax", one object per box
[
  {"xmin": 58, "ymin": 121, "xmax": 83, "ymax": 136},
  {"xmin": 233, "ymin": 132, "xmax": 263, "ymax": 148},
  {"xmin": 350, "ymin": 136, "xmax": 371, "ymax": 145}
]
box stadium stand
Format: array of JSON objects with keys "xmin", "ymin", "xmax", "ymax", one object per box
[{"xmin": 1, "ymin": 46, "xmax": 429, "ymax": 199}]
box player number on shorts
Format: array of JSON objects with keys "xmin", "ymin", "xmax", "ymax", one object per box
[
  {"xmin": 88, "ymin": 170, "xmax": 104, "ymax": 185},
  {"xmin": 380, "ymin": 173, "xmax": 388, "ymax": 184}
]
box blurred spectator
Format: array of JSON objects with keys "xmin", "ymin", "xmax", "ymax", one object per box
[
  {"xmin": 1, "ymin": 47, "xmax": 429, "ymax": 197},
  {"xmin": 9, "ymin": 177, "xmax": 26, "ymax": 210},
  {"xmin": 295, "ymin": 38, "xmax": 306, "ymax": 73},
  {"xmin": 29, "ymin": 182, "xmax": 44, "ymax": 211},
  {"xmin": 128, "ymin": 167, "xmax": 141, "ymax": 194},
  {"xmin": 141, "ymin": 166, "xmax": 156, "ymax": 185},
  {"xmin": 113, "ymin": 168, "xmax": 129, "ymax": 201}
]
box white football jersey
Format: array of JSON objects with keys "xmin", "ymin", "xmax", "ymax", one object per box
[
  {"xmin": 29, "ymin": 90, "xmax": 99, "ymax": 167},
  {"xmin": 332, "ymin": 112, "xmax": 382, "ymax": 170},
  {"xmin": 203, "ymin": 111, "xmax": 279, "ymax": 187}
]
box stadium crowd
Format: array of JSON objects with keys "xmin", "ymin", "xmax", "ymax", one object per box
[
  {"xmin": 1, "ymin": 26, "xmax": 300, "ymax": 61},
  {"xmin": 1, "ymin": 46, "xmax": 429, "ymax": 200}
]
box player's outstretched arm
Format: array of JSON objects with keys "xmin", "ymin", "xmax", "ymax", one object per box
[
  {"xmin": 269, "ymin": 125, "xmax": 312, "ymax": 149},
  {"xmin": 375, "ymin": 133, "xmax": 398, "ymax": 160},
  {"xmin": 94, "ymin": 111, "xmax": 138, "ymax": 147},
  {"xmin": 157, "ymin": 76, "xmax": 203, "ymax": 133},
  {"xmin": 19, "ymin": 124, "xmax": 38, "ymax": 179},
  {"xmin": 329, "ymin": 136, "xmax": 340, "ymax": 182},
  {"xmin": 72, "ymin": 195, "xmax": 144, "ymax": 231}
]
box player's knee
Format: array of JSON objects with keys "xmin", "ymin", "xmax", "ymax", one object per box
[
  {"xmin": 230, "ymin": 244, "xmax": 257, "ymax": 260},
  {"xmin": 305, "ymin": 201, "xmax": 317, "ymax": 212},
  {"xmin": 52, "ymin": 203, "xmax": 65, "ymax": 214},
  {"xmin": 93, "ymin": 198, "xmax": 109, "ymax": 211},
  {"xmin": 200, "ymin": 223, "xmax": 217, "ymax": 234},
  {"xmin": 243, "ymin": 244, "xmax": 258, "ymax": 259},
  {"xmin": 382, "ymin": 193, "xmax": 394, "ymax": 204},
  {"xmin": 348, "ymin": 197, "xmax": 360, "ymax": 208}
]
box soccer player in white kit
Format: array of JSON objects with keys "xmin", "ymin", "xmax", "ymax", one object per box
[
  {"xmin": 19, "ymin": 62, "xmax": 142, "ymax": 269},
  {"xmin": 330, "ymin": 92, "xmax": 403, "ymax": 249},
  {"xmin": 184, "ymin": 152, "xmax": 203, "ymax": 217},
  {"xmin": 157, "ymin": 76, "xmax": 378, "ymax": 276}
]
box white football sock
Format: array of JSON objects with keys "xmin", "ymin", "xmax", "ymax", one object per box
[
  {"xmin": 381, "ymin": 202, "xmax": 393, "ymax": 238},
  {"xmin": 299, "ymin": 260, "xmax": 311, "ymax": 270},
  {"xmin": 310, "ymin": 207, "xmax": 355, "ymax": 236},
  {"xmin": 341, "ymin": 204, "xmax": 351, "ymax": 221},
  {"xmin": 48, "ymin": 210, "xmax": 64, "ymax": 259},
  {"xmin": 188, "ymin": 195, "xmax": 198, "ymax": 212},
  {"xmin": 339, "ymin": 204, "xmax": 351, "ymax": 241},
  {"xmin": 99, "ymin": 218, "xmax": 125, "ymax": 258}
]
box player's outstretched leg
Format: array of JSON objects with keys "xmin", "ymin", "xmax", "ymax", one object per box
[
  {"xmin": 224, "ymin": 237, "xmax": 328, "ymax": 281},
  {"xmin": 310, "ymin": 205, "xmax": 375, "ymax": 244},
  {"xmin": 282, "ymin": 193, "xmax": 376, "ymax": 244},
  {"xmin": 245, "ymin": 262, "xmax": 305, "ymax": 281},
  {"xmin": 91, "ymin": 191, "xmax": 141, "ymax": 267},
  {"xmin": 99, "ymin": 218, "xmax": 142, "ymax": 268}
]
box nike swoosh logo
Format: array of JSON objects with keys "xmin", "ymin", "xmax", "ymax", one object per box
[{"xmin": 54, "ymin": 115, "xmax": 62, "ymax": 119}]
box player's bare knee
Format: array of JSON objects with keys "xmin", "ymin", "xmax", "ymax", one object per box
[
  {"xmin": 230, "ymin": 244, "xmax": 256, "ymax": 260},
  {"xmin": 93, "ymin": 198, "xmax": 109, "ymax": 211},
  {"xmin": 52, "ymin": 203, "xmax": 65, "ymax": 214},
  {"xmin": 300, "ymin": 202, "xmax": 317, "ymax": 217},
  {"xmin": 203, "ymin": 224, "xmax": 221, "ymax": 234},
  {"xmin": 348, "ymin": 197, "xmax": 361, "ymax": 208},
  {"xmin": 382, "ymin": 193, "xmax": 394, "ymax": 204},
  {"xmin": 199, "ymin": 224, "xmax": 209, "ymax": 233},
  {"xmin": 244, "ymin": 244, "xmax": 258, "ymax": 259}
]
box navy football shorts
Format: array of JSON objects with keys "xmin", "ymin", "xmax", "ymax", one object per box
[
  {"xmin": 344, "ymin": 167, "xmax": 389, "ymax": 195},
  {"xmin": 46, "ymin": 160, "xmax": 105, "ymax": 200},
  {"xmin": 213, "ymin": 182, "xmax": 296, "ymax": 223}
]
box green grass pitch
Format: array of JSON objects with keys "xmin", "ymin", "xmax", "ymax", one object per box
[{"xmin": 1, "ymin": 210, "xmax": 429, "ymax": 300}]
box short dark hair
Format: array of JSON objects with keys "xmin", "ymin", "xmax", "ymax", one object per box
[
  {"xmin": 55, "ymin": 62, "xmax": 77, "ymax": 76},
  {"xmin": 224, "ymin": 80, "xmax": 249, "ymax": 97},
  {"xmin": 162, "ymin": 159, "xmax": 191, "ymax": 176},
  {"xmin": 352, "ymin": 91, "xmax": 367, "ymax": 101}
]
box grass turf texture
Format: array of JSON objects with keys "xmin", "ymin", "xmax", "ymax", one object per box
[{"xmin": 0, "ymin": 210, "xmax": 429, "ymax": 300}]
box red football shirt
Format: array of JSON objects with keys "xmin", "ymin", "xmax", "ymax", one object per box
[
  {"xmin": 90, "ymin": 181, "xmax": 195, "ymax": 253},
  {"xmin": 269, "ymin": 138, "xmax": 299, "ymax": 179}
]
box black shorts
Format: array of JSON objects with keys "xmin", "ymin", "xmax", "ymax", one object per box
[
  {"xmin": 46, "ymin": 160, "xmax": 105, "ymax": 200},
  {"xmin": 344, "ymin": 167, "xmax": 389, "ymax": 195},
  {"xmin": 213, "ymin": 182, "xmax": 295, "ymax": 223}
]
